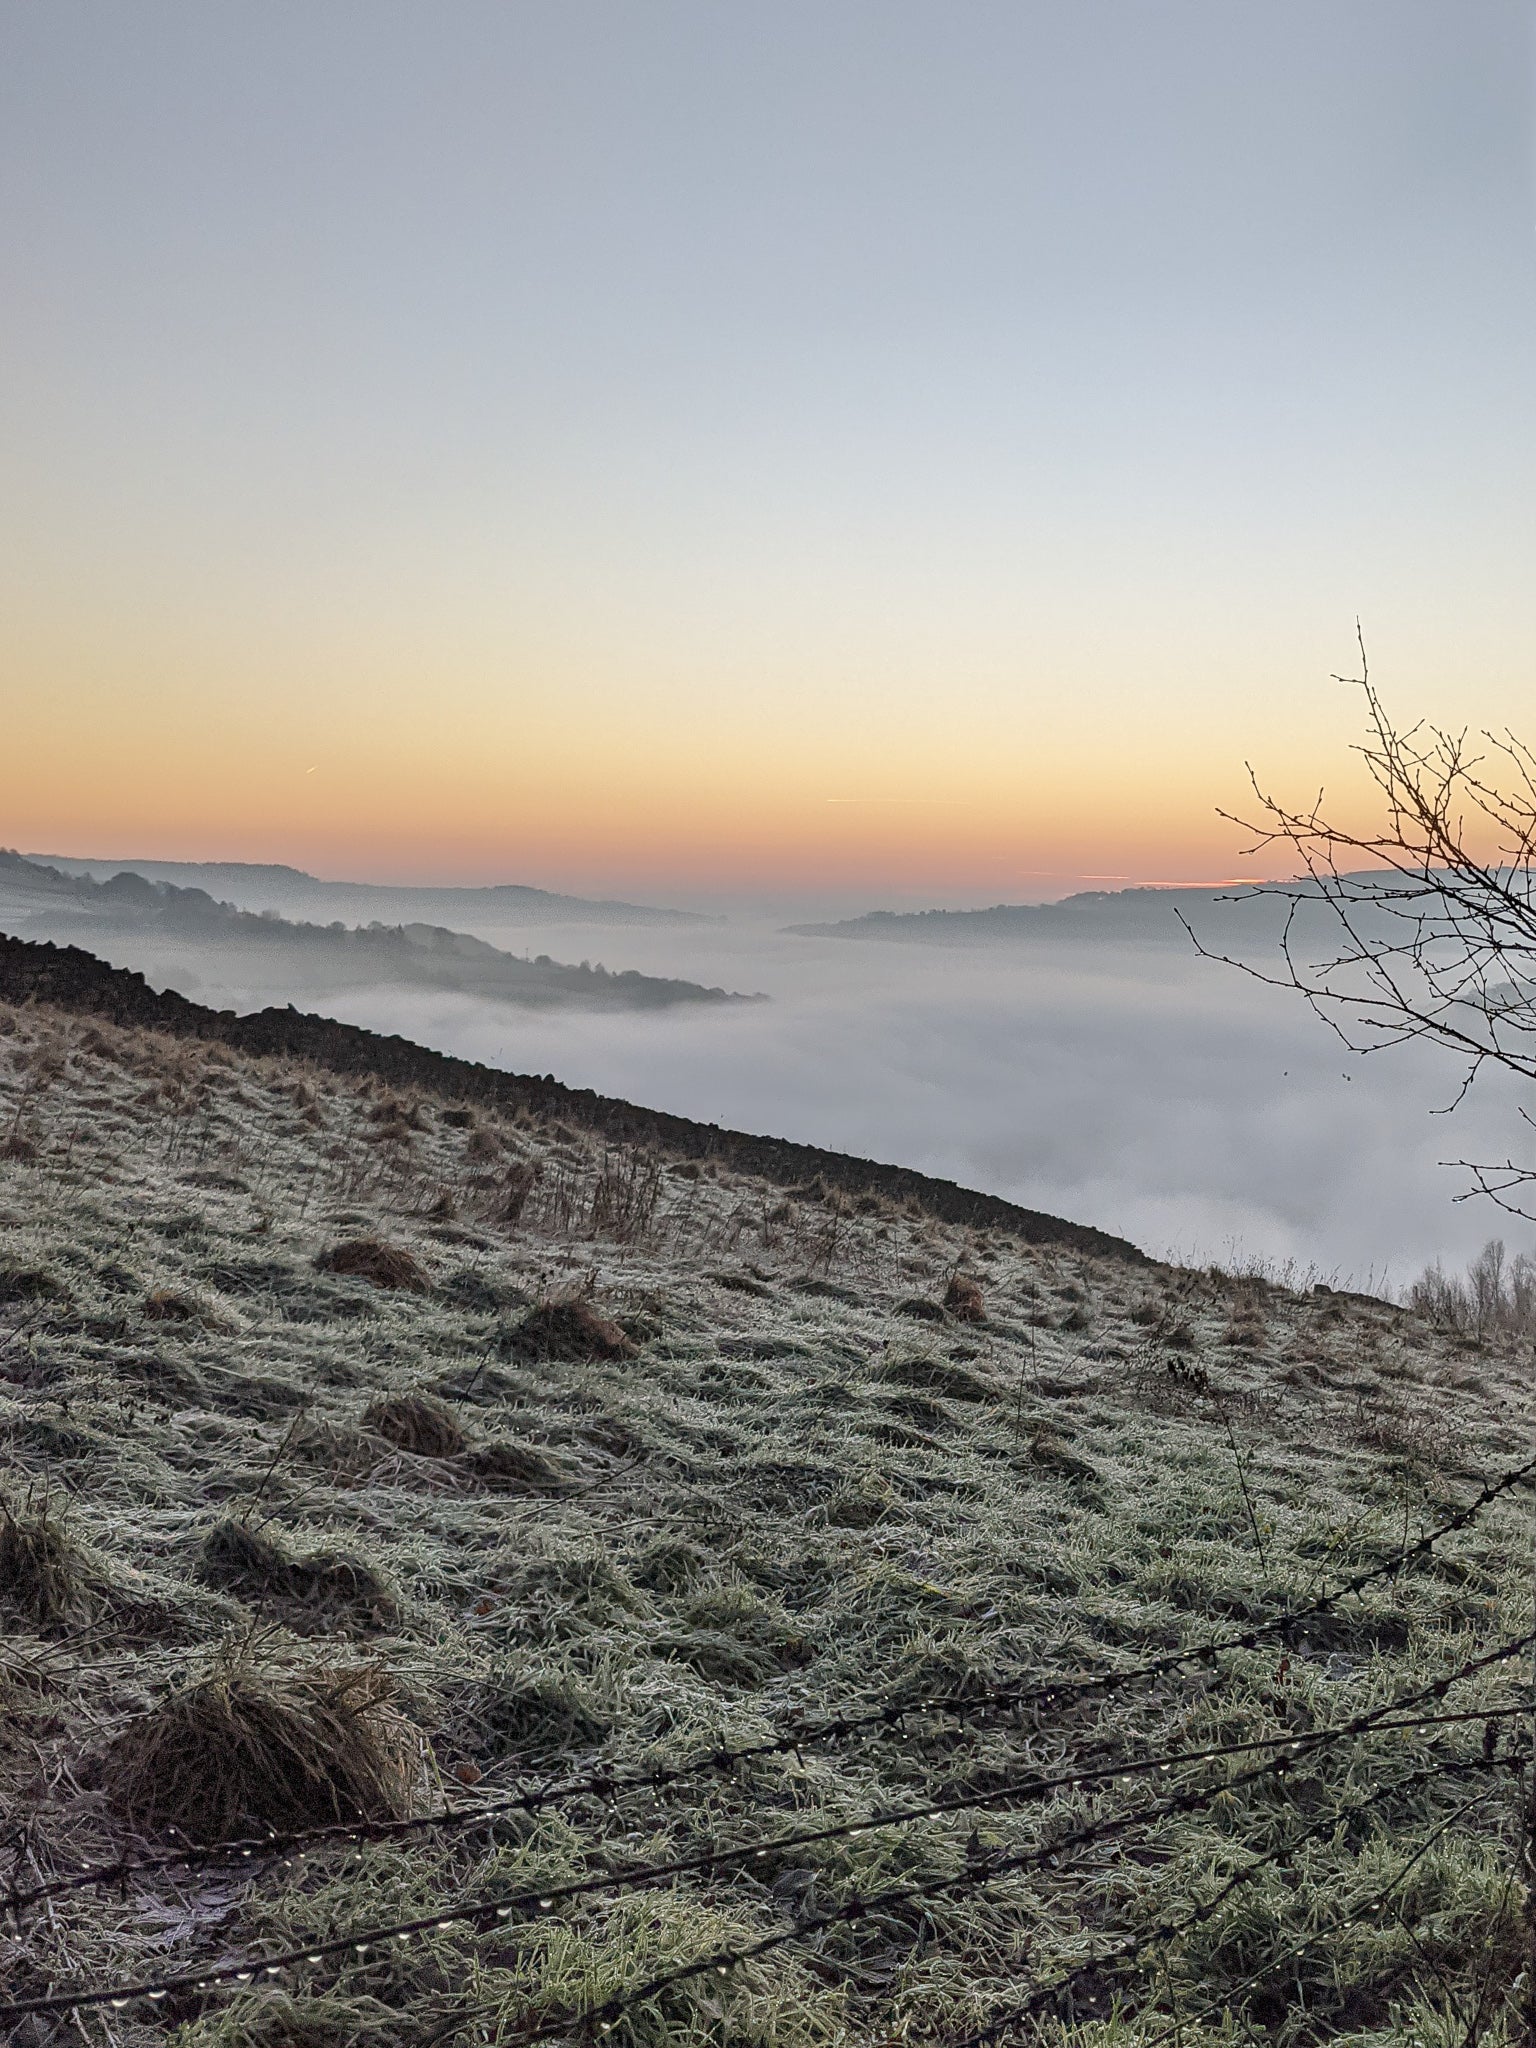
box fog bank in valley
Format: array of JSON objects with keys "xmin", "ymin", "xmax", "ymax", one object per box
[
  {"xmin": 308, "ymin": 899, "xmax": 1522, "ymax": 1288},
  {"xmin": 7, "ymin": 857, "xmax": 1521, "ymax": 1283}
]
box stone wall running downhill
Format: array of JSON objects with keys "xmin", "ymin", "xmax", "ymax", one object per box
[{"xmin": 0, "ymin": 932, "xmax": 1146, "ymax": 1262}]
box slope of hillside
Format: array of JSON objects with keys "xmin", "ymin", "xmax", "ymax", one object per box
[
  {"xmin": 26, "ymin": 856, "xmax": 713, "ymax": 928},
  {"xmin": 0, "ymin": 957, "xmax": 1530, "ymax": 2046},
  {"xmin": 0, "ymin": 857, "xmax": 747, "ymax": 1012}
]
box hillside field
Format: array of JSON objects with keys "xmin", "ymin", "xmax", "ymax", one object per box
[{"xmin": 0, "ymin": 984, "xmax": 1531, "ymax": 2046}]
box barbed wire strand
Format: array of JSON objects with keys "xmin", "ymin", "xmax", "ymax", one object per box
[
  {"xmin": 1113, "ymin": 1770, "xmax": 1525, "ymax": 2048},
  {"xmin": 511, "ymin": 1738, "xmax": 1533, "ymax": 2046},
  {"xmin": 945, "ymin": 1761, "xmax": 1520, "ymax": 2047},
  {"xmin": 4, "ymin": 1628, "xmax": 1528, "ymax": 2026},
  {"xmin": 10, "ymin": 1449, "xmax": 1529, "ymax": 1918},
  {"xmin": 5, "ymin": 1689, "xmax": 1520, "ymax": 1935}
]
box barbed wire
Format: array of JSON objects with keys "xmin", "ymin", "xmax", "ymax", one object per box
[
  {"xmin": 9, "ymin": 1699, "xmax": 1522, "ymax": 1961},
  {"xmin": 509, "ymin": 1709, "xmax": 1534, "ymax": 2046},
  {"xmin": 1114, "ymin": 1768, "xmax": 1524, "ymax": 2048},
  {"xmin": 943, "ymin": 1756, "xmax": 1524, "ymax": 2046},
  {"xmin": 10, "ymin": 1448, "xmax": 1530, "ymax": 1918},
  {"xmin": 4, "ymin": 1627, "xmax": 1528, "ymax": 2026}
]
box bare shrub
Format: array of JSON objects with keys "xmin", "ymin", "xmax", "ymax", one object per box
[
  {"xmin": 1194, "ymin": 640, "xmax": 1536, "ymax": 1215},
  {"xmin": 1409, "ymin": 1237, "xmax": 1536, "ymax": 1337}
]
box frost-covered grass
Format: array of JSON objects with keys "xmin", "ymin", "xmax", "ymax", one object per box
[{"xmin": 0, "ymin": 999, "xmax": 1531, "ymax": 2046}]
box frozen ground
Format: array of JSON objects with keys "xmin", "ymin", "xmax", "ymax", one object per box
[{"xmin": 0, "ymin": 994, "xmax": 1530, "ymax": 2044}]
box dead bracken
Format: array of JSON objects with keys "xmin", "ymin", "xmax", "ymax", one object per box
[{"xmin": 943, "ymin": 1271, "xmax": 986, "ymax": 1322}]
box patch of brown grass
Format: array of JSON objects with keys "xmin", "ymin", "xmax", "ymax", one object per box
[
  {"xmin": 316, "ymin": 1238, "xmax": 431, "ymax": 1293},
  {"xmin": 943, "ymin": 1272, "xmax": 986, "ymax": 1322},
  {"xmin": 368, "ymin": 1094, "xmax": 426, "ymax": 1135},
  {"xmin": 0, "ymin": 1491, "xmax": 88, "ymax": 1627},
  {"xmin": 143, "ymin": 1287, "xmax": 197, "ymax": 1322},
  {"xmin": 505, "ymin": 1297, "xmax": 637, "ymax": 1363},
  {"xmin": 363, "ymin": 1392, "xmax": 467, "ymax": 1460},
  {"xmin": 108, "ymin": 1650, "xmax": 422, "ymax": 1841}
]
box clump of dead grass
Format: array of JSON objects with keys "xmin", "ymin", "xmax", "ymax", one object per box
[
  {"xmin": 108, "ymin": 1647, "xmax": 422, "ymax": 1841},
  {"xmin": 363, "ymin": 1391, "xmax": 467, "ymax": 1459},
  {"xmin": 873, "ymin": 1348, "xmax": 996, "ymax": 1403},
  {"xmin": 1024, "ymin": 1425, "xmax": 1100, "ymax": 1488},
  {"xmin": 469, "ymin": 1438, "xmax": 571, "ymax": 1492},
  {"xmin": 505, "ymin": 1296, "xmax": 638, "ymax": 1363},
  {"xmin": 470, "ymin": 1658, "xmax": 613, "ymax": 1761},
  {"xmin": 943, "ymin": 1271, "xmax": 986, "ymax": 1322},
  {"xmin": 316, "ymin": 1238, "xmax": 431, "ymax": 1293},
  {"xmin": 823, "ymin": 1470, "xmax": 896, "ymax": 1529},
  {"xmin": 0, "ymin": 1490, "xmax": 89, "ymax": 1627},
  {"xmin": 631, "ymin": 1535, "xmax": 717, "ymax": 1594},
  {"xmin": 198, "ymin": 1519, "xmax": 399, "ymax": 1630},
  {"xmin": 0, "ymin": 1261, "xmax": 65, "ymax": 1304},
  {"xmin": 367, "ymin": 1093, "xmax": 427, "ymax": 1140},
  {"xmin": 143, "ymin": 1285, "xmax": 198, "ymax": 1322},
  {"xmin": 895, "ymin": 1295, "xmax": 947, "ymax": 1323}
]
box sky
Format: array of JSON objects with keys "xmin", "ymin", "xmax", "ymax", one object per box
[{"xmin": 3, "ymin": 3, "xmax": 1533, "ymax": 902}]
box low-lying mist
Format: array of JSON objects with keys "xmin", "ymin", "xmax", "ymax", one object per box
[
  {"xmin": 9, "ymin": 859, "xmax": 1524, "ymax": 1283},
  {"xmin": 187, "ymin": 898, "xmax": 1528, "ymax": 1287}
]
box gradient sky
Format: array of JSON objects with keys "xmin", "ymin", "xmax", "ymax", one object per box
[{"xmin": 3, "ymin": 3, "xmax": 1532, "ymax": 900}]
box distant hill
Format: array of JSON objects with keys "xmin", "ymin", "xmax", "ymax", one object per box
[
  {"xmin": 787, "ymin": 882, "xmax": 1313, "ymax": 948},
  {"xmin": 27, "ymin": 854, "xmax": 713, "ymax": 927},
  {"xmin": 0, "ymin": 854, "xmax": 752, "ymax": 1011}
]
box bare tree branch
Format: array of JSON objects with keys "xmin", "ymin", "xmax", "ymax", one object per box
[{"xmin": 1183, "ymin": 630, "xmax": 1536, "ymax": 1215}]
